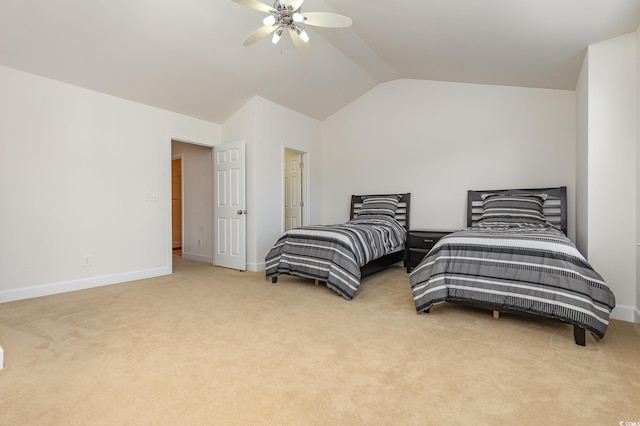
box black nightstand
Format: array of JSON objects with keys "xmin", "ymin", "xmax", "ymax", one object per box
[{"xmin": 405, "ymin": 230, "xmax": 454, "ymax": 272}]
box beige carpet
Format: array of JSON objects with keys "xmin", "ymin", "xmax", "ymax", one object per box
[{"xmin": 1, "ymin": 257, "xmax": 639, "ymax": 425}]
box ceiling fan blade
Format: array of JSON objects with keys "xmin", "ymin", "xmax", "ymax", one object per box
[
  {"xmin": 288, "ymin": 0, "xmax": 305, "ymax": 10},
  {"xmin": 288, "ymin": 27, "xmax": 310, "ymax": 51},
  {"xmin": 243, "ymin": 25, "xmax": 277, "ymax": 46},
  {"xmin": 302, "ymin": 12, "xmax": 352, "ymax": 28},
  {"xmin": 231, "ymin": 0, "xmax": 275, "ymax": 14}
]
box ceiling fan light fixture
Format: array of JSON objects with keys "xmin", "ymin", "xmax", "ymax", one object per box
[
  {"xmin": 263, "ymin": 15, "xmax": 276, "ymax": 26},
  {"xmin": 272, "ymin": 26, "xmax": 284, "ymax": 44},
  {"xmin": 297, "ymin": 28, "xmax": 309, "ymax": 43},
  {"xmin": 292, "ymin": 12, "xmax": 304, "ymax": 23}
]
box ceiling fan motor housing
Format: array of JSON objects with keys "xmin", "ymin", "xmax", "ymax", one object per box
[{"xmin": 272, "ymin": 1, "xmax": 300, "ymax": 27}]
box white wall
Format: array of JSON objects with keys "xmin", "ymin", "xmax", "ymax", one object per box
[
  {"xmin": 171, "ymin": 141, "xmax": 213, "ymax": 263},
  {"xmin": 0, "ymin": 66, "xmax": 220, "ymax": 302},
  {"xmin": 321, "ymin": 79, "xmax": 577, "ymax": 238},
  {"xmin": 575, "ymin": 54, "xmax": 589, "ymax": 257},
  {"xmin": 637, "ymin": 25, "xmax": 640, "ymax": 323},
  {"xmin": 585, "ymin": 34, "xmax": 637, "ymax": 321},
  {"xmin": 221, "ymin": 96, "xmax": 322, "ymax": 271}
]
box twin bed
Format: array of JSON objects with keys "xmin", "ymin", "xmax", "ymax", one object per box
[
  {"xmin": 265, "ymin": 188, "xmax": 616, "ymax": 345},
  {"xmin": 265, "ymin": 194, "xmax": 410, "ymax": 300},
  {"xmin": 409, "ymin": 187, "xmax": 616, "ymax": 345}
]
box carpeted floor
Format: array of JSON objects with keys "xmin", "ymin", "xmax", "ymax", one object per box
[{"xmin": 1, "ymin": 257, "xmax": 639, "ymax": 425}]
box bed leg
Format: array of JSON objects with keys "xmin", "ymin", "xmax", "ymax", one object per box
[
  {"xmin": 492, "ymin": 310, "xmax": 500, "ymax": 319},
  {"xmin": 573, "ymin": 325, "xmax": 586, "ymax": 346},
  {"xmin": 271, "ymin": 277, "xmax": 278, "ymax": 284}
]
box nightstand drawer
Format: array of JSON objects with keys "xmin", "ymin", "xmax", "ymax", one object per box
[
  {"xmin": 407, "ymin": 232, "xmax": 447, "ymax": 250},
  {"xmin": 405, "ymin": 230, "xmax": 454, "ymax": 272}
]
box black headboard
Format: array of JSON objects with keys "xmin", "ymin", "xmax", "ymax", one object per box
[
  {"xmin": 467, "ymin": 187, "xmax": 567, "ymax": 235},
  {"xmin": 350, "ymin": 193, "xmax": 411, "ymax": 230}
]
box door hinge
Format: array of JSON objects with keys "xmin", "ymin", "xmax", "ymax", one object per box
[
  {"xmin": 300, "ymin": 162, "xmax": 304, "ymax": 169},
  {"xmin": 299, "ymin": 201, "xmax": 304, "ymax": 207}
]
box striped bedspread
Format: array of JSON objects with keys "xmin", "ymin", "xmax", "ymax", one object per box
[
  {"xmin": 265, "ymin": 215, "xmax": 406, "ymax": 300},
  {"xmin": 409, "ymin": 223, "xmax": 616, "ymax": 339}
]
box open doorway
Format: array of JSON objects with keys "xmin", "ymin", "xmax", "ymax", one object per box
[
  {"xmin": 171, "ymin": 155, "xmax": 183, "ymax": 257},
  {"xmin": 170, "ymin": 140, "xmax": 214, "ymax": 268},
  {"xmin": 284, "ymin": 148, "xmax": 307, "ymax": 231}
]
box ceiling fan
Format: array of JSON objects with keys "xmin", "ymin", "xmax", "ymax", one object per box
[{"xmin": 232, "ymin": 0, "xmax": 352, "ymax": 49}]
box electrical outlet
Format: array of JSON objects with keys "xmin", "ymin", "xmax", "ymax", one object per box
[{"xmin": 83, "ymin": 254, "xmax": 92, "ymax": 266}]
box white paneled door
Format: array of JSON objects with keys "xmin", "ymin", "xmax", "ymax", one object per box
[
  {"xmin": 214, "ymin": 141, "xmax": 246, "ymax": 271},
  {"xmin": 284, "ymin": 149, "xmax": 302, "ymax": 231}
]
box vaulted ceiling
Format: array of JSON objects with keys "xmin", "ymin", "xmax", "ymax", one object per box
[{"xmin": 2, "ymin": 0, "xmax": 640, "ymax": 123}]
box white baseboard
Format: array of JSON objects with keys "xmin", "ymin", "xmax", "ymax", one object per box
[
  {"xmin": 610, "ymin": 304, "xmax": 638, "ymax": 323},
  {"xmin": 0, "ymin": 267, "xmax": 171, "ymax": 304},
  {"xmin": 635, "ymin": 307, "xmax": 640, "ymax": 324},
  {"xmin": 181, "ymin": 252, "xmax": 213, "ymax": 263},
  {"xmin": 0, "ymin": 344, "xmax": 4, "ymax": 370},
  {"xmin": 247, "ymin": 261, "xmax": 265, "ymax": 272}
]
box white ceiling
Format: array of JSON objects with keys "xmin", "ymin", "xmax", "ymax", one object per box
[{"xmin": 2, "ymin": 0, "xmax": 640, "ymax": 123}]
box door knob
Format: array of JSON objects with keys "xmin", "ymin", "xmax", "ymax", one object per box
[{"xmin": 237, "ymin": 210, "xmax": 247, "ymax": 215}]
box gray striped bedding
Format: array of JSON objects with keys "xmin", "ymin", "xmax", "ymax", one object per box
[
  {"xmin": 265, "ymin": 215, "xmax": 406, "ymax": 300},
  {"xmin": 409, "ymin": 223, "xmax": 616, "ymax": 339}
]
